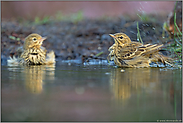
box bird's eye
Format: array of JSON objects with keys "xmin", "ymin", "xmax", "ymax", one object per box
[
  {"xmin": 118, "ymin": 36, "xmax": 123, "ymax": 39},
  {"xmin": 32, "ymin": 38, "xmax": 37, "ymax": 42}
]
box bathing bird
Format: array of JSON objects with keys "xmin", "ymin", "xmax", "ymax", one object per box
[
  {"xmin": 8, "ymin": 33, "xmax": 55, "ymax": 66},
  {"xmin": 108, "ymin": 33, "xmax": 174, "ymax": 67}
]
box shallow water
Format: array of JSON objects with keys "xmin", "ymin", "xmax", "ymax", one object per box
[{"xmin": 1, "ymin": 61, "xmax": 182, "ymax": 122}]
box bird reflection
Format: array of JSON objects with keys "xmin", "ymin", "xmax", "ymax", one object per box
[
  {"xmin": 110, "ymin": 68, "xmax": 160, "ymax": 104},
  {"xmin": 23, "ymin": 64, "xmax": 55, "ymax": 94}
]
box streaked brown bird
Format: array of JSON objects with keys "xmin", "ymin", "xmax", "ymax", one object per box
[
  {"xmin": 8, "ymin": 33, "xmax": 55, "ymax": 66},
  {"xmin": 108, "ymin": 33, "xmax": 174, "ymax": 68}
]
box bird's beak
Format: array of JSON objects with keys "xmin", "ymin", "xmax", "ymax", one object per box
[
  {"xmin": 39, "ymin": 37, "xmax": 47, "ymax": 42},
  {"xmin": 109, "ymin": 34, "xmax": 116, "ymax": 38}
]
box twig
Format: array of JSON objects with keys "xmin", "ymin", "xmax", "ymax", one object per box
[
  {"xmin": 95, "ymin": 51, "xmax": 103, "ymax": 57},
  {"xmin": 173, "ymin": 1, "xmax": 178, "ymax": 41},
  {"xmin": 137, "ymin": 22, "xmax": 143, "ymax": 44}
]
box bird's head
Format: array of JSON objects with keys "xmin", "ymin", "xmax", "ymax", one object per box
[
  {"xmin": 109, "ymin": 33, "xmax": 131, "ymax": 45},
  {"xmin": 23, "ymin": 33, "xmax": 47, "ymax": 50}
]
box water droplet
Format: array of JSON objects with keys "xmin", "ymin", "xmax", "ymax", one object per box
[
  {"xmin": 121, "ymin": 69, "xmax": 125, "ymax": 72},
  {"xmin": 98, "ymin": 47, "xmax": 101, "ymax": 50},
  {"xmin": 105, "ymin": 72, "xmax": 110, "ymax": 75},
  {"xmin": 130, "ymin": 31, "xmax": 136, "ymax": 34}
]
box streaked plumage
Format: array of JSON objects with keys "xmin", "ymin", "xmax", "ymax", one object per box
[
  {"xmin": 108, "ymin": 33, "xmax": 174, "ymax": 67},
  {"xmin": 7, "ymin": 33, "xmax": 55, "ymax": 66}
]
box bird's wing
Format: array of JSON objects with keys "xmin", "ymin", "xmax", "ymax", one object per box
[
  {"xmin": 45, "ymin": 50, "xmax": 55, "ymax": 65},
  {"xmin": 140, "ymin": 44, "xmax": 163, "ymax": 56},
  {"xmin": 117, "ymin": 42, "xmax": 142, "ymax": 60},
  {"xmin": 118, "ymin": 42, "xmax": 163, "ymax": 60}
]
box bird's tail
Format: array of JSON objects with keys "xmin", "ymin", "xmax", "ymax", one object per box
[
  {"xmin": 152, "ymin": 52, "xmax": 175, "ymax": 67},
  {"xmin": 7, "ymin": 56, "xmax": 20, "ymax": 66},
  {"xmin": 45, "ymin": 50, "xmax": 55, "ymax": 65},
  {"xmin": 142, "ymin": 44, "xmax": 175, "ymax": 67}
]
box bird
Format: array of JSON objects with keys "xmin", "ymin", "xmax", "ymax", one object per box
[
  {"xmin": 7, "ymin": 33, "xmax": 55, "ymax": 66},
  {"xmin": 108, "ymin": 33, "xmax": 174, "ymax": 68}
]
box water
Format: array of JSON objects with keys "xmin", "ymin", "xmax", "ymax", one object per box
[{"xmin": 1, "ymin": 62, "xmax": 182, "ymax": 121}]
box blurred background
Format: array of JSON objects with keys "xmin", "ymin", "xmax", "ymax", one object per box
[
  {"xmin": 2, "ymin": 1, "xmax": 175, "ymax": 20},
  {"xmin": 2, "ymin": 1, "xmax": 181, "ymax": 62}
]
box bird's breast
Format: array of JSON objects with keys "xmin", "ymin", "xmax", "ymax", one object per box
[
  {"xmin": 30, "ymin": 53, "xmax": 38, "ymax": 55},
  {"xmin": 20, "ymin": 48, "xmax": 46, "ymax": 65}
]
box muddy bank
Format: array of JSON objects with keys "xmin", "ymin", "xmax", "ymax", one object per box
[{"xmin": 1, "ymin": 14, "xmax": 175, "ymax": 64}]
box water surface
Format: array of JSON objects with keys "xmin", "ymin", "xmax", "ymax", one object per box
[{"xmin": 1, "ymin": 62, "xmax": 182, "ymax": 121}]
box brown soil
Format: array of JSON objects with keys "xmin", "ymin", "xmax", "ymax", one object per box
[{"xmin": 1, "ymin": 15, "xmax": 176, "ymax": 65}]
